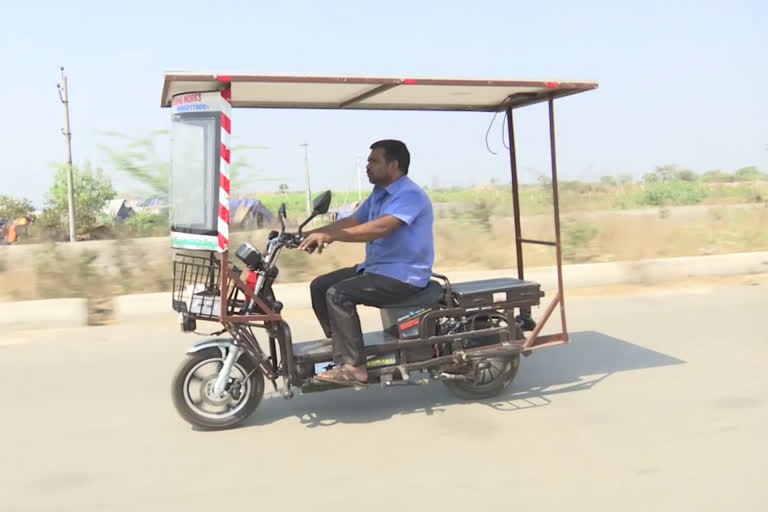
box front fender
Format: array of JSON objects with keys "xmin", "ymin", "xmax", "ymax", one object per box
[{"xmin": 185, "ymin": 338, "xmax": 237, "ymax": 358}]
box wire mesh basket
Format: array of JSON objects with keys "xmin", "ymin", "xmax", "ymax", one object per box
[{"xmin": 172, "ymin": 252, "xmax": 225, "ymax": 320}]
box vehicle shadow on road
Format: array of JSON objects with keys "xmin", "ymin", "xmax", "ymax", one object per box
[{"xmin": 243, "ymin": 330, "xmax": 685, "ymax": 429}]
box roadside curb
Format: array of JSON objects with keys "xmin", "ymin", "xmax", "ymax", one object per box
[
  {"xmin": 0, "ymin": 298, "xmax": 87, "ymax": 331},
  {"xmin": 1, "ymin": 251, "xmax": 766, "ymax": 330}
]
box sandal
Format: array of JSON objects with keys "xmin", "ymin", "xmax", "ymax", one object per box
[{"xmin": 313, "ymin": 365, "xmax": 368, "ymax": 387}]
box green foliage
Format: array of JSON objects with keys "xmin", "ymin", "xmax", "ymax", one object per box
[
  {"xmin": 44, "ymin": 162, "xmax": 116, "ymax": 237},
  {"xmin": 253, "ymin": 190, "xmax": 368, "ymax": 220},
  {"xmin": 123, "ymin": 212, "xmax": 168, "ymax": 237},
  {"xmin": 733, "ymin": 166, "xmax": 764, "ymax": 181},
  {"xmin": 98, "ymin": 130, "xmax": 169, "ymax": 197},
  {"xmin": 0, "ymin": 195, "xmax": 35, "ymax": 220},
  {"xmin": 621, "ymin": 181, "xmax": 709, "ymax": 207},
  {"xmin": 99, "ymin": 130, "xmax": 275, "ymax": 198},
  {"xmin": 675, "ymin": 169, "xmax": 699, "ymax": 182},
  {"xmin": 562, "ymin": 221, "xmax": 599, "ymax": 262},
  {"xmin": 702, "ymin": 170, "xmax": 732, "ymax": 183},
  {"xmin": 644, "ymin": 164, "xmax": 698, "ymax": 183},
  {"xmin": 468, "ymin": 199, "xmax": 493, "ymax": 231}
]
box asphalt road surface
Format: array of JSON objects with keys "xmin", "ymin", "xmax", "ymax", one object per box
[{"xmin": 1, "ymin": 277, "xmax": 766, "ymax": 511}]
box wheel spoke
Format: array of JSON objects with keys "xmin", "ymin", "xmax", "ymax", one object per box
[{"xmin": 182, "ymin": 359, "xmax": 256, "ymax": 420}]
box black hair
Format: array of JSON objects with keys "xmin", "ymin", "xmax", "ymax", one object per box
[{"xmin": 370, "ymin": 139, "xmax": 410, "ymax": 174}]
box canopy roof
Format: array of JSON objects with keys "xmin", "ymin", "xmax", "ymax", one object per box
[{"xmin": 161, "ymin": 72, "xmax": 598, "ymax": 112}]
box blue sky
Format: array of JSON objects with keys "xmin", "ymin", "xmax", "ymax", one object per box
[{"xmin": 1, "ymin": 0, "xmax": 765, "ymax": 206}]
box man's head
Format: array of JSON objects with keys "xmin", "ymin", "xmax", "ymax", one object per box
[{"xmin": 366, "ymin": 139, "xmax": 410, "ymax": 186}]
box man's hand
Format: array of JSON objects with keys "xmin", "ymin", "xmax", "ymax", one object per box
[{"xmin": 298, "ymin": 231, "xmax": 333, "ymax": 254}]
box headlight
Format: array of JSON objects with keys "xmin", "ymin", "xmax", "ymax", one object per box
[{"xmin": 235, "ymin": 242, "xmax": 263, "ymax": 270}]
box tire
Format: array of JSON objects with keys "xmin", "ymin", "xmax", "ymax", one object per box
[
  {"xmin": 444, "ymin": 354, "xmax": 520, "ymax": 400},
  {"xmin": 172, "ymin": 348, "xmax": 265, "ymax": 430}
]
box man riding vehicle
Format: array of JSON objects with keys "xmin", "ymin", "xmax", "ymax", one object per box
[{"xmin": 298, "ymin": 139, "xmax": 434, "ymax": 386}]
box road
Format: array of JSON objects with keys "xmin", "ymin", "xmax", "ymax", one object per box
[{"xmin": 1, "ymin": 277, "xmax": 767, "ymax": 511}]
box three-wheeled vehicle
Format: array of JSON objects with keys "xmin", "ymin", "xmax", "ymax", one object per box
[{"xmin": 161, "ymin": 73, "xmax": 598, "ymax": 430}]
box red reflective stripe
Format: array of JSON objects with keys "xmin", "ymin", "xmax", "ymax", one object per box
[
  {"xmin": 218, "ymin": 233, "xmax": 228, "ymax": 250},
  {"xmin": 219, "ymin": 173, "xmax": 230, "ymax": 193},
  {"xmin": 220, "ymin": 143, "xmax": 230, "ymax": 164},
  {"xmin": 221, "ymin": 113, "xmax": 231, "ymax": 133},
  {"xmin": 217, "ymin": 75, "xmax": 232, "ymax": 82},
  {"xmin": 403, "ymin": 78, "xmax": 418, "ymax": 84},
  {"xmin": 399, "ymin": 317, "xmax": 420, "ymax": 330},
  {"xmin": 220, "ymin": 88, "xmax": 232, "ymax": 103},
  {"xmin": 218, "ymin": 204, "xmax": 229, "ymax": 224},
  {"xmin": 545, "ymin": 82, "xmax": 558, "ymax": 88}
]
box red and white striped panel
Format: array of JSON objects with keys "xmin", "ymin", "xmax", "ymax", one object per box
[{"xmin": 218, "ymin": 88, "xmax": 232, "ymax": 251}]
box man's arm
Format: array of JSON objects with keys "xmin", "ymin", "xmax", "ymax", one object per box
[
  {"xmin": 297, "ymin": 215, "xmax": 402, "ymax": 251},
  {"xmin": 329, "ymin": 215, "xmax": 403, "ymax": 242},
  {"xmin": 304, "ymin": 214, "xmax": 361, "ymax": 236}
]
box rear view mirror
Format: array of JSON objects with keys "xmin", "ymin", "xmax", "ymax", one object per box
[{"xmin": 312, "ymin": 191, "xmax": 332, "ymax": 215}]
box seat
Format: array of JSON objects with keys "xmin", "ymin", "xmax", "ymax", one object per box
[{"xmin": 381, "ymin": 279, "xmax": 445, "ymax": 309}]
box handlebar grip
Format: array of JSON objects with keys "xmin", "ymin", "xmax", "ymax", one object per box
[{"xmin": 304, "ymin": 242, "xmax": 328, "ymax": 254}]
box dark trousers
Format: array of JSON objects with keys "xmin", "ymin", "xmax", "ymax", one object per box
[{"xmin": 310, "ymin": 266, "xmax": 421, "ymax": 366}]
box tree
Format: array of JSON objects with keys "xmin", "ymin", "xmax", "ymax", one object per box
[
  {"xmin": 44, "ymin": 161, "xmax": 116, "ymax": 236},
  {"xmin": 702, "ymin": 170, "xmax": 731, "ymax": 183},
  {"xmin": 733, "ymin": 166, "xmax": 764, "ymax": 182},
  {"xmin": 644, "ymin": 164, "xmax": 698, "ymax": 183},
  {"xmin": 642, "ymin": 171, "xmax": 659, "ymax": 183},
  {"xmin": 0, "ymin": 195, "xmax": 35, "ymax": 220},
  {"xmin": 675, "ymin": 169, "xmax": 699, "ymax": 182},
  {"xmin": 99, "ymin": 131, "xmax": 274, "ymax": 198},
  {"xmin": 654, "ymin": 164, "xmax": 679, "ymax": 182},
  {"xmin": 98, "ymin": 130, "xmax": 169, "ymax": 197}
]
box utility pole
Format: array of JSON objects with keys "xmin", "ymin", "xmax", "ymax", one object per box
[
  {"xmin": 57, "ymin": 67, "xmax": 76, "ymax": 242},
  {"xmin": 300, "ymin": 142, "xmax": 312, "ymax": 215}
]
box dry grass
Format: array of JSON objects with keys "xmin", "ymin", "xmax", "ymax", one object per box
[{"xmin": 1, "ymin": 205, "xmax": 766, "ymax": 301}]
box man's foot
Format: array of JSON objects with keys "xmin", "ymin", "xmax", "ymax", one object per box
[{"xmin": 314, "ymin": 364, "xmax": 368, "ymax": 386}]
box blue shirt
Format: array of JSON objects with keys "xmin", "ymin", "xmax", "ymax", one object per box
[{"xmin": 353, "ymin": 175, "xmax": 434, "ymax": 288}]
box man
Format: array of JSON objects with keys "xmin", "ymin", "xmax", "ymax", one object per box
[{"xmin": 298, "ymin": 139, "xmax": 434, "ymax": 386}]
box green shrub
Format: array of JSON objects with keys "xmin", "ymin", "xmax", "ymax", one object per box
[
  {"xmin": 123, "ymin": 212, "xmax": 167, "ymax": 237},
  {"xmin": 642, "ymin": 181, "xmax": 709, "ymax": 206},
  {"xmin": 562, "ymin": 221, "xmax": 599, "ymax": 262}
]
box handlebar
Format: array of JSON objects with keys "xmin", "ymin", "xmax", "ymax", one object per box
[{"xmin": 275, "ymin": 232, "xmax": 326, "ymax": 253}]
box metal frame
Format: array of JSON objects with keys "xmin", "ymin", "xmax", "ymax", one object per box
[
  {"xmin": 506, "ymin": 97, "xmax": 569, "ymax": 351},
  {"xmin": 160, "ymin": 73, "xmax": 597, "ymax": 112},
  {"xmin": 218, "ymin": 250, "xmax": 282, "ymax": 323},
  {"xmin": 167, "ymin": 73, "xmax": 597, "ymax": 379}
]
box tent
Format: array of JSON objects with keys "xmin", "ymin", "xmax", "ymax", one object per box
[
  {"xmin": 229, "ymin": 198, "xmax": 274, "ymax": 230},
  {"xmin": 104, "ymin": 199, "xmax": 134, "ymax": 221}
]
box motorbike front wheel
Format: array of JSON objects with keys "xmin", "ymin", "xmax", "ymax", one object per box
[{"xmin": 172, "ymin": 348, "xmax": 265, "ymax": 430}]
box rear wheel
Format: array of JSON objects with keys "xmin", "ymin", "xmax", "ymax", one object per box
[
  {"xmin": 443, "ymin": 312, "xmax": 522, "ymax": 400},
  {"xmin": 172, "ymin": 348, "xmax": 264, "ymax": 430},
  {"xmin": 444, "ymin": 354, "xmax": 520, "ymax": 400}
]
